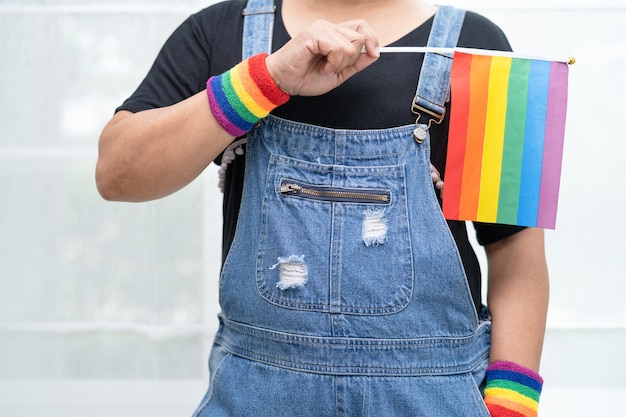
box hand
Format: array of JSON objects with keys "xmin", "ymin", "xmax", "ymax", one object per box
[
  {"xmin": 265, "ymin": 19, "xmax": 380, "ymax": 96},
  {"xmin": 430, "ymin": 163, "xmax": 444, "ymax": 195}
]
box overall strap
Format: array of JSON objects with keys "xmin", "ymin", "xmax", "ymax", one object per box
[
  {"xmin": 219, "ymin": 0, "xmax": 276, "ymax": 192},
  {"xmin": 242, "ymin": 0, "xmax": 276, "ymax": 59},
  {"xmin": 411, "ymin": 5, "xmax": 465, "ymax": 142}
]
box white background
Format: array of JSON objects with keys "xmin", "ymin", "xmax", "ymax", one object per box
[{"xmin": 0, "ymin": 0, "xmax": 625, "ymax": 415}]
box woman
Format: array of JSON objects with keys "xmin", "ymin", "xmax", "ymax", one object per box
[{"xmin": 96, "ymin": 0, "xmax": 549, "ymax": 415}]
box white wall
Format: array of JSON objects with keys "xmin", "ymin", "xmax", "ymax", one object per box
[{"xmin": 1, "ymin": 0, "xmax": 625, "ymax": 415}]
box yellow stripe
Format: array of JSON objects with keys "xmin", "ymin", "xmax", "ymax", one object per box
[
  {"xmin": 476, "ymin": 56, "xmax": 511, "ymax": 222},
  {"xmin": 237, "ymin": 61, "xmax": 278, "ymax": 112},
  {"xmin": 230, "ymin": 62, "xmax": 267, "ymax": 118},
  {"xmin": 484, "ymin": 387, "xmax": 539, "ymax": 412}
]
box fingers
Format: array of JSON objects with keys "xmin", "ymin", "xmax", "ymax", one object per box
[
  {"xmin": 430, "ymin": 163, "xmax": 444, "ymax": 193},
  {"xmin": 340, "ymin": 20, "xmax": 380, "ymax": 58},
  {"xmin": 315, "ymin": 19, "xmax": 379, "ymax": 75},
  {"xmin": 266, "ymin": 19, "xmax": 379, "ymax": 96}
]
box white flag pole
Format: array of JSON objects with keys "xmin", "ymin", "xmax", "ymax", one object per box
[{"xmin": 372, "ymin": 46, "xmax": 575, "ymax": 65}]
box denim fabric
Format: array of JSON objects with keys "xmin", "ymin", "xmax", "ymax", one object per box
[
  {"xmin": 412, "ymin": 6, "xmax": 465, "ymax": 119},
  {"xmin": 194, "ymin": 117, "xmax": 493, "ymax": 416},
  {"xmin": 194, "ymin": 345, "xmax": 491, "ymax": 417},
  {"xmin": 215, "ymin": 116, "xmax": 490, "ymax": 362},
  {"xmin": 193, "ymin": 2, "xmax": 491, "ymax": 416},
  {"xmin": 242, "ymin": 0, "xmax": 275, "ymax": 60}
]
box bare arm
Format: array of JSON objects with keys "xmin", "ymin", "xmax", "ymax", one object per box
[
  {"xmin": 96, "ymin": 92, "xmax": 233, "ymax": 202},
  {"xmin": 95, "ymin": 19, "xmax": 379, "ymax": 202},
  {"xmin": 485, "ymin": 227, "xmax": 549, "ymax": 372}
]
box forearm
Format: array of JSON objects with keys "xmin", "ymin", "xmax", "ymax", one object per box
[
  {"xmin": 486, "ymin": 227, "xmax": 549, "ymax": 372},
  {"xmin": 96, "ymin": 19, "xmax": 380, "ymax": 203},
  {"xmin": 96, "ymin": 91, "xmax": 234, "ymax": 202}
]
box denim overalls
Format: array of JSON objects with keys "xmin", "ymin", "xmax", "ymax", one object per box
[{"xmin": 193, "ymin": 2, "xmax": 492, "ymax": 416}]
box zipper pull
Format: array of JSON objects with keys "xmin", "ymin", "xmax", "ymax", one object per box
[{"xmin": 279, "ymin": 183, "xmax": 302, "ymax": 194}]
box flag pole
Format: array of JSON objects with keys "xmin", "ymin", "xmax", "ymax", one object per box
[{"xmin": 375, "ymin": 46, "xmax": 575, "ymax": 65}]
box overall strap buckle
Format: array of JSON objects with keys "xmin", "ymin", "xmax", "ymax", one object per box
[
  {"xmin": 411, "ymin": 6, "xmax": 465, "ymax": 143},
  {"xmin": 411, "ymin": 101, "xmax": 446, "ymax": 143}
]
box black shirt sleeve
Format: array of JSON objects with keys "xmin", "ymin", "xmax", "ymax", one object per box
[
  {"xmin": 473, "ymin": 223, "xmax": 526, "ymax": 246},
  {"xmin": 116, "ymin": 0, "xmax": 246, "ymax": 114}
]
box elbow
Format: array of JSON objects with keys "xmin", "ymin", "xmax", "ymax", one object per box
[
  {"xmin": 95, "ymin": 113, "xmax": 140, "ymax": 202},
  {"xmin": 95, "ymin": 158, "xmax": 124, "ymax": 201},
  {"xmin": 95, "ymin": 145, "xmax": 133, "ymax": 202},
  {"xmin": 96, "ymin": 114, "xmax": 127, "ymax": 201},
  {"xmin": 95, "ymin": 152, "xmax": 162, "ymax": 203}
]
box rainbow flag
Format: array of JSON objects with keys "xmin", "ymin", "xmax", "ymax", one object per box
[{"xmin": 442, "ymin": 51, "xmax": 569, "ymax": 229}]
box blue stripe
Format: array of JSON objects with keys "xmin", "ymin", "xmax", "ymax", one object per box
[
  {"xmin": 210, "ymin": 75, "xmax": 255, "ymax": 132},
  {"xmin": 486, "ymin": 369, "xmax": 543, "ymax": 393},
  {"xmin": 517, "ymin": 59, "xmax": 550, "ymax": 227}
]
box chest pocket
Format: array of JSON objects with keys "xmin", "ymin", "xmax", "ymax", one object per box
[{"xmin": 255, "ymin": 153, "xmax": 414, "ymax": 315}]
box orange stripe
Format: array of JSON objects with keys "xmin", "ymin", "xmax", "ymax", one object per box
[
  {"xmin": 230, "ymin": 63, "xmax": 266, "ymax": 117},
  {"xmin": 485, "ymin": 395, "xmax": 538, "ymax": 417},
  {"xmin": 443, "ymin": 52, "xmax": 472, "ymax": 220},
  {"xmin": 237, "ymin": 60, "xmax": 276, "ymax": 113},
  {"xmin": 458, "ymin": 54, "xmax": 491, "ymax": 220},
  {"xmin": 485, "ymin": 387, "xmax": 539, "ymax": 411}
]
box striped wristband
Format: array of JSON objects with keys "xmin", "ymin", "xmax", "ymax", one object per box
[
  {"xmin": 484, "ymin": 361, "xmax": 544, "ymax": 417},
  {"xmin": 206, "ymin": 52, "xmax": 290, "ymax": 137}
]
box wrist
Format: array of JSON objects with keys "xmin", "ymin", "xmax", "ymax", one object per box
[
  {"xmin": 206, "ymin": 53, "xmax": 290, "ymax": 137},
  {"xmin": 264, "ymin": 53, "xmax": 291, "ymax": 96},
  {"xmin": 484, "ymin": 361, "xmax": 544, "ymax": 417}
]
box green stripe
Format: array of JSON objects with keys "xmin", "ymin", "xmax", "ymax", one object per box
[
  {"xmin": 221, "ymin": 71, "xmax": 259, "ymax": 124},
  {"xmin": 497, "ymin": 58, "xmax": 531, "ymax": 224},
  {"xmin": 490, "ymin": 379, "xmax": 541, "ymax": 402}
]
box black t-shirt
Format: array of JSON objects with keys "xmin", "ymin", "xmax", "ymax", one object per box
[{"xmin": 117, "ymin": 0, "xmax": 525, "ymax": 312}]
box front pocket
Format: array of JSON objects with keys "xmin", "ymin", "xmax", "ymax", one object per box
[{"xmin": 256, "ymin": 153, "xmax": 414, "ymax": 315}]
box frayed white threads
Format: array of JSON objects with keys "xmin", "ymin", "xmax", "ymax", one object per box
[
  {"xmin": 363, "ymin": 209, "xmax": 388, "ymax": 247},
  {"xmin": 270, "ymin": 255, "xmax": 308, "ymax": 290},
  {"xmin": 218, "ymin": 138, "xmax": 247, "ymax": 193}
]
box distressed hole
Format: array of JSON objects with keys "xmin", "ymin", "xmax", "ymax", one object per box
[
  {"xmin": 270, "ymin": 255, "xmax": 308, "ymax": 290},
  {"xmin": 363, "ymin": 209, "xmax": 387, "ymax": 247}
]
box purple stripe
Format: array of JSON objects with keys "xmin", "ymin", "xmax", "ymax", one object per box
[
  {"xmin": 487, "ymin": 360, "xmax": 544, "ymax": 383},
  {"xmin": 206, "ymin": 78, "xmax": 248, "ymax": 137},
  {"xmin": 537, "ymin": 62, "xmax": 569, "ymax": 229}
]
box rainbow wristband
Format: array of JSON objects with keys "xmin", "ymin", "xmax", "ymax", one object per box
[
  {"xmin": 484, "ymin": 361, "xmax": 544, "ymax": 417},
  {"xmin": 206, "ymin": 53, "xmax": 290, "ymax": 137}
]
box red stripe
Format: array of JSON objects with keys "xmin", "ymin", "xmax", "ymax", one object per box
[
  {"xmin": 443, "ymin": 52, "xmax": 472, "ymax": 220},
  {"xmin": 246, "ymin": 53, "xmax": 290, "ymax": 106},
  {"xmin": 486, "ymin": 403, "xmax": 528, "ymax": 417}
]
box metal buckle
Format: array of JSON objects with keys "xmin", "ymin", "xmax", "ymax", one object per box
[
  {"xmin": 242, "ymin": 5, "xmax": 276, "ymax": 15},
  {"xmin": 410, "ymin": 101, "xmax": 445, "ymax": 144}
]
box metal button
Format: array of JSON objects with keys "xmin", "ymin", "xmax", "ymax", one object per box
[{"xmin": 413, "ymin": 126, "xmax": 427, "ymax": 143}]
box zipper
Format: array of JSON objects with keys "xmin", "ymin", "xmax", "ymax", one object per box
[{"xmin": 279, "ymin": 180, "xmax": 390, "ymax": 204}]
